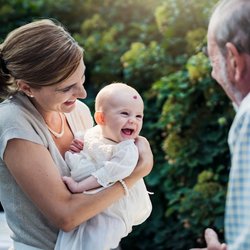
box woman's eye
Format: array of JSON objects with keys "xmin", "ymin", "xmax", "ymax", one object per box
[{"xmin": 61, "ymin": 87, "xmax": 72, "ymax": 92}]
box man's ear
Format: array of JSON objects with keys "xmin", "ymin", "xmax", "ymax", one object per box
[
  {"xmin": 94, "ymin": 111, "xmax": 105, "ymax": 125},
  {"xmin": 226, "ymin": 42, "xmax": 245, "ymax": 81},
  {"xmin": 17, "ymin": 80, "xmax": 34, "ymax": 97}
]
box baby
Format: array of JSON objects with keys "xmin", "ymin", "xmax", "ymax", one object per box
[{"xmin": 55, "ymin": 83, "xmax": 152, "ymax": 250}]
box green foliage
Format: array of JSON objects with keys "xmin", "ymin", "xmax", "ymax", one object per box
[
  {"xmin": 0, "ymin": 0, "xmax": 234, "ymax": 249},
  {"xmin": 121, "ymin": 41, "xmax": 167, "ymax": 91},
  {"xmin": 186, "ymin": 28, "xmax": 207, "ymax": 53},
  {"xmin": 154, "ymin": 0, "xmax": 217, "ymax": 54},
  {"xmin": 74, "ymin": 0, "xmax": 162, "ymax": 96},
  {"xmin": 137, "ymin": 50, "xmax": 234, "ymax": 249},
  {"xmin": 187, "ymin": 52, "xmax": 211, "ymax": 81},
  {"xmin": 0, "ymin": 0, "xmax": 47, "ymax": 40}
]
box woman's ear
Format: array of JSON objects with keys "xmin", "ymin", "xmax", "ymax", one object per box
[
  {"xmin": 94, "ymin": 111, "xmax": 105, "ymax": 125},
  {"xmin": 17, "ymin": 80, "xmax": 34, "ymax": 97},
  {"xmin": 226, "ymin": 42, "xmax": 246, "ymax": 81}
]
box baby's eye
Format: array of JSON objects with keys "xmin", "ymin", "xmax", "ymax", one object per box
[
  {"xmin": 121, "ymin": 112, "xmax": 129, "ymax": 116},
  {"xmin": 136, "ymin": 115, "xmax": 143, "ymax": 119}
]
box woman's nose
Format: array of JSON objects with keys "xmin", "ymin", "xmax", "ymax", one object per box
[{"xmin": 76, "ymin": 84, "xmax": 87, "ymax": 99}]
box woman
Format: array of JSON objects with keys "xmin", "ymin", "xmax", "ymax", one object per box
[{"xmin": 0, "ymin": 19, "xmax": 153, "ymax": 249}]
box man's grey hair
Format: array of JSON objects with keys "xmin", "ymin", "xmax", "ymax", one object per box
[{"xmin": 211, "ymin": 0, "xmax": 250, "ymax": 56}]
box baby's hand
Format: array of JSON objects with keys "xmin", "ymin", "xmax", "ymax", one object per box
[
  {"xmin": 69, "ymin": 138, "xmax": 84, "ymax": 153},
  {"xmin": 62, "ymin": 176, "xmax": 81, "ymax": 193}
]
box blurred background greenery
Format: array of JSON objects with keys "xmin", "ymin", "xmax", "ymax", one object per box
[{"xmin": 0, "ymin": 0, "xmax": 235, "ymax": 249}]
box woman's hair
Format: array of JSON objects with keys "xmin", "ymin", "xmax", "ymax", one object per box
[
  {"xmin": 211, "ymin": 0, "xmax": 250, "ymax": 56},
  {"xmin": 0, "ymin": 19, "xmax": 83, "ymax": 98}
]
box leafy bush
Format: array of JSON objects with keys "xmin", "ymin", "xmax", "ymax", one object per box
[{"xmin": 134, "ymin": 52, "xmax": 234, "ymax": 249}]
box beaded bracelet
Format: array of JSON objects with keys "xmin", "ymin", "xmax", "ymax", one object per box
[{"xmin": 119, "ymin": 179, "xmax": 129, "ymax": 197}]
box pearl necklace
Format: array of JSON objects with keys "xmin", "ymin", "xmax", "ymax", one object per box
[{"xmin": 46, "ymin": 113, "xmax": 65, "ymax": 138}]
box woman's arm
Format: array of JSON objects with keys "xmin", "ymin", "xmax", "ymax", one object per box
[{"xmin": 4, "ymin": 136, "xmax": 153, "ymax": 232}]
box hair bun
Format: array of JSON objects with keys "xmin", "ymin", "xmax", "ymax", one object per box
[{"xmin": 0, "ymin": 52, "xmax": 9, "ymax": 75}]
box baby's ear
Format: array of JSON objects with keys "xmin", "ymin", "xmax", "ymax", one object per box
[{"xmin": 94, "ymin": 111, "xmax": 105, "ymax": 125}]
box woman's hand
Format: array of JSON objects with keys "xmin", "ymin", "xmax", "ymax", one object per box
[
  {"xmin": 190, "ymin": 228, "xmax": 227, "ymax": 250},
  {"xmin": 124, "ymin": 136, "xmax": 153, "ymax": 189},
  {"xmin": 135, "ymin": 136, "xmax": 154, "ymax": 177}
]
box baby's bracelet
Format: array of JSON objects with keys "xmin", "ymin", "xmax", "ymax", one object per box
[{"xmin": 119, "ymin": 179, "xmax": 129, "ymax": 197}]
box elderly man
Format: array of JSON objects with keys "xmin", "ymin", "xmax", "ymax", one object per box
[{"xmin": 191, "ymin": 0, "xmax": 250, "ymax": 250}]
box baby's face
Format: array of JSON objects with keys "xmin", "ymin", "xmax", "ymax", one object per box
[{"xmin": 101, "ymin": 93, "xmax": 144, "ymax": 143}]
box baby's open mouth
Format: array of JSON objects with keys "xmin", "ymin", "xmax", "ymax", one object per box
[{"xmin": 122, "ymin": 128, "xmax": 134, "ymax": 135}]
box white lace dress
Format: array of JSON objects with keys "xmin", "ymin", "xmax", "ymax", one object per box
[{"xmin": 55, "ymin": 125, "xmax": 152, "ymax": 250}]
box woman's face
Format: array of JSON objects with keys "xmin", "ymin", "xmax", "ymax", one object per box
[{"xmin": 29, "ymin": 59, "xmax": 87, "ymax": 115}]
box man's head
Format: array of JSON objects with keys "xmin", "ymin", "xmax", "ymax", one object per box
[{"xmin": 207, "ymin": 0, "xmax": 250, "ymax": 106}]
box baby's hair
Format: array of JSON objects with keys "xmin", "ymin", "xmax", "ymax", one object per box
[{"xmin": 95, "ymin": 82, "xmax": 142, "ymax": 112}]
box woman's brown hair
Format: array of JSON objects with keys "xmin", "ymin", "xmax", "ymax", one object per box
[{"xmin": 0, "ymin": 19, "xmax": 83, "ymax": 98}]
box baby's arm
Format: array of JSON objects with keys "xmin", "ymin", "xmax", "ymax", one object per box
[
  {"xmin": 92, "ymin": 140, "xmax": 139, "ymax": 187},
  {"xmin": 63, "ymin": 175, "xmax": 100, "ymax": 193},
  {"xmin": 64, "ymin": 141, "xmax": 137, "ymax": 193}
]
